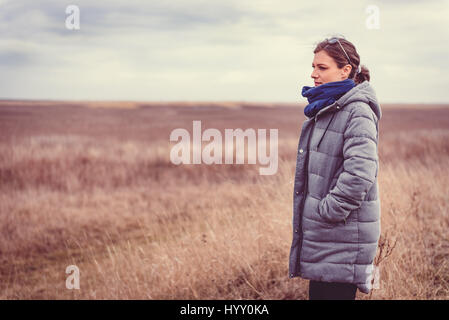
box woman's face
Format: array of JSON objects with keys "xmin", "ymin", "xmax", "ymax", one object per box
[{"xmin": 311, "ymin": 50, "xmax": 352, "ymax": 86}]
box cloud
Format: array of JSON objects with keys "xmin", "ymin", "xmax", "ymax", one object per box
[{"xmin": 0, "ymin": 0, "xmax": 448, "ymax": 102}]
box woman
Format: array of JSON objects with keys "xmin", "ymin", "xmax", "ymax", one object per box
[{"xmin": 288, "ymin": 37, "xmax": 382, "ymax": 300}]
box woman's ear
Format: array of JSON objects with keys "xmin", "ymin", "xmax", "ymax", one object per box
[{"xmin": 341, "ymin": 65, "xmax": 352, "ymax": 79}]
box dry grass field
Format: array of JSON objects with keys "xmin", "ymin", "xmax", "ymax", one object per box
[{"xmin": 0, "ymin": 100, "xmax": 448, "ymax": 299}]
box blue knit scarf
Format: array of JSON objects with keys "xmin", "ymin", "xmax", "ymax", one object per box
[{"xmin": 302, "ymin": 79, "xmax": 356, "ymax": 118}]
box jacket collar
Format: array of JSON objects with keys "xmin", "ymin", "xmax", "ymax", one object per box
[
  {"xmin": 313, "ymin": 101, "xmax": 340, "ymax": 122},
  {"xmin": 311, "ymin": 81, "xmax": 382, "ymax": 122}
]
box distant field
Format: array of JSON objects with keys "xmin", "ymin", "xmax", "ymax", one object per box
[{"xmin": 0, "ymin": 100, "xmax": 448, "ymax": 299}]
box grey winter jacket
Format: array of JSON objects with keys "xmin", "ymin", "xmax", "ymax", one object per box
[{"xmin": 288, "ymin": 80, "xmax": 382, "ymax": 294}]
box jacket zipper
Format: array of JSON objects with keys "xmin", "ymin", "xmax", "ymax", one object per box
[{"xmin": 297, "ymin": 118, "xmax": 316, "ymax": 273}]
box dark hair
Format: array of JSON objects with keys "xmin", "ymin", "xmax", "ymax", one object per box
[{"xmin": 313, "ymin": 37, "xmax": 370, "ymax": 84}]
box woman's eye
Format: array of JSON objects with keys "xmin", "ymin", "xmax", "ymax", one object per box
[{"xmin": 319, "ymin": 67, "xmax": 326, "ymax": 70}]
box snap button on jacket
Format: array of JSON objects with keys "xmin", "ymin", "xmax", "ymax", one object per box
[{"xmin": 289, "ymin": 81, "xmax": 382, "ymax": 294}]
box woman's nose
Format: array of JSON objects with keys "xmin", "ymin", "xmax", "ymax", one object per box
[{"xmin": 311, "ymin": 68, "xmax": 318, "ymax": 79}]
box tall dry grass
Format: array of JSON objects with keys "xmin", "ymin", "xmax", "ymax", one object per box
[{"xmin": 0, "ymin": 102, "xmax": 448, "ymax": 299}]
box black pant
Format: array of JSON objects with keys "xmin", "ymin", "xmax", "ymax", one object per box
[{"xmin": 308, "ymin": 280, "xmax": 357, "ymax": 300}]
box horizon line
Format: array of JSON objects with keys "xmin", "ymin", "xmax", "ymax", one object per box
[{"xmin": 1, "ymin": 98, "xmax": 449, "ymax": 106}]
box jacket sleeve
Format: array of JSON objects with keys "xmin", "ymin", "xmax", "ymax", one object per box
[{"xmin": 318, "ymin": 103, "xmax": 379, "ymax": 223}]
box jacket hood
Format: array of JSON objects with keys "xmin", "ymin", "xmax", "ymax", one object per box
[{"xmin": 337, "ymin": 81, "xmax": 382, "ymax": 121}]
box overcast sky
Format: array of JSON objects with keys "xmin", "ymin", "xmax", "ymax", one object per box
[{"xmin": 0, "ymin": 0, "xmax": 448, "ymax": 103}]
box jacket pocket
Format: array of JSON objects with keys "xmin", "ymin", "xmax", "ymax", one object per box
[{"xmin": 317, "ymin": 195, "xmax": 348, "ymax": 226}]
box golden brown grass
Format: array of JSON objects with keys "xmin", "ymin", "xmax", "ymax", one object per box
[{"xmin": 0, "ymin": 101, "xmax": 448, "ymax": 299}]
